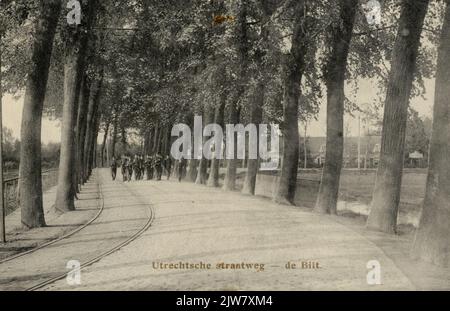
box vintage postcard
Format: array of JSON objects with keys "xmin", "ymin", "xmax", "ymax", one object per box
[{"xmin": 0, "ymin": 0, "xmax": 449, "ymax": 300}]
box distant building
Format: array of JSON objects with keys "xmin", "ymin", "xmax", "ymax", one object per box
[
  {"xmin": 300, "ymin": 136, "xmax": 382, "ymax": 168},
  {"xmin": 300, "ymin": 136, "xmax": 428, "ymax": 168},
  {"xmin": 408, "ymin": 151, "xmax": 425, "ymax": 167}
]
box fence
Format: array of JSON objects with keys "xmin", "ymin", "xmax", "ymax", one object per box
[{"xmin": 2, "ymin": 169, "xmax": 58, "ymax": 216}]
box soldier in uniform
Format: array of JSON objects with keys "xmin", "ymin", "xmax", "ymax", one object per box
[
  {"xmin": 133, "ymin": 155, "xmax": 140, "ymax": 180},
  {"xmin": 164, "ymin": 155, "xmax": 172, "ymax": 180},
  {"xmin": 127, "ymin": 157, "xmax": 133, "ymax": 181},
  {"xmin": 121, "ymin": 157, "xmax": 129, "ymax": 182},
  {"xmin": 139, "ymin": 155, "xmax": 145, "ymax": 180},
  {"xmin": 178, "ymin": 156, "xmax": 187, "ymax": 182},
  {"xmin": 154, "ymin": 153, "xmax": 163, "ymax": 181},
  {"xmin": 136, "ymin": 156, "xmax": 142, "ymax": 180},
  {"xmin": 144, "ymin": 156, "xmax": 151, "ymax": 180},
  {"xmin": 149, "ymin": 156, "xmax": 155, "ymax": 179},
  {"xmin": 137, "ymin": 155, "xmax": 143, "ymax": 180},
  {"xmin": 111, "ymin": 156, "xmax": 118, "ymax": 181}
]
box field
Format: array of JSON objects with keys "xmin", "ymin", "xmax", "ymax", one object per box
[
  {"xmin": 233, "ymin": 168, "xmax": 427, "ymax": 232},
  {"xmin": 299, "ymin": 168, "xmax": 427, "ymax": 205}
]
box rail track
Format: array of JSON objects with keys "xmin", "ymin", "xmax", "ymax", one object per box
[
  {"xmin": 0, "ymin": 170, "xmax": 155, "ymax": 291},
  {"xmin": 26, "ymin": 178, "xmax": 155, "ymax": 291},
  {"xmin": 0, "ymin": 170, "xmax": 104, "ymax": 265},
  {"xmin": 25, "ymin": 176, "xmax": 155, "ymax": 291}
]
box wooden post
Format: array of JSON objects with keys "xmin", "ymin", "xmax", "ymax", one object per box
[
  {"xmin": 0, "ymin": 31, "xmax": 6, "ymax": 243},
  {"xmin": 357, "ymin": 111, "xmax": 361, "ymax": 170},
  {"xmin": 106, "ymin": 134, "xmax": 110, "ymax": 167},
  {"xmin": 304, "ymin": 122, "xmax": 308, "ymax": 170}
]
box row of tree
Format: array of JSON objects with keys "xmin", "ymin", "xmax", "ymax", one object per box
[
  {"xmin": 0, "ymin": 0, "xmax": 448, "ymax": 266},
  {"xmin": 2, "ymin": 127, "xmax": 59, "ymax": 169}
]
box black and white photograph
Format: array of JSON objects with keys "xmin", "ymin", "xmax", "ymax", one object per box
[{"xmin": 0, "ymin": 0, "xmax": 449, "ymax": 299}]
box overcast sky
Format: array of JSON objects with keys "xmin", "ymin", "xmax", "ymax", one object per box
[
  {"xmin": 2, "ymin": 93, "xmax": 61, "ymax": 144},
  {"xmin": 2, "ymin": 76, "xmax": 434, "ymax": 144},
  {"xmin": 306, "ymin": 77, "xmax": 435, "ymax": 138}
]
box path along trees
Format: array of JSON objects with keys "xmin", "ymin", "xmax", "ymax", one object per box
[
  {"xmin": 367, "ymin": 0, "xmax": 430, "ymax": 233},
  {"xmin": 19, "ymin": 0, "xmax": 62, "ymax": 228},
  {"xmin": 411, "ymin": 0, "xmax": 450, "ymax": 267},
  {"xmin": 6, "ymin": 0, "xmax": 450, "ymax": 269}
]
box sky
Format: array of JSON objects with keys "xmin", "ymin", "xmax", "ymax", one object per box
[
  {"xmin": 2, "ymin": 93, "xmax": 61, "ymax": 144},
  {"xmin": 1, "ymin": 76, "xmax": 435, "ymax": 144},
  {"xmin": 305, "ymin": 78, "xmax": 435, "ymax": 138}
]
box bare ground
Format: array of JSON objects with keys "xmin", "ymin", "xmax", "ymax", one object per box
[
  {"xmin": 2, "ymin": 168, "xmax": 448, "ymax": 291},
  {"xmin": 0, "ymin": 174, "xmax": 99, "ymax": 261},
  {"xmin": 44, "ymin": 170, "xmax": 420, "ymax": 291}
]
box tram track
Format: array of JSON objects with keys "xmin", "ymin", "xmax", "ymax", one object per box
[
  {"xmin": 0, "ymin": 170, "xmax": 105, "ymax": 265},
  {"xmin": 25, "ymin": 176, "xmax": 155, "ymax": 291}
]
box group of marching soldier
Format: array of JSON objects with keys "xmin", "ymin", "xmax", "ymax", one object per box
[{"xmin": 110, "ymin": 154, "xmax": 173, "ymax": 182}]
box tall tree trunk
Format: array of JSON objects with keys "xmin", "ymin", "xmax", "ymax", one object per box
[
  {"xmin": 274, "ymin": 1, "xmax": 308, "ymax": 205},
  {"xmin": 223, "ymin": 103, "xmax": 240, "ymax": 191},
  {"xmin": 83, "ymin": 72, "xmax": 103, "ymax": 181},
  {"xmin": 207, "ymin": 94, "xmax": 226, "ymax": 187},
  {"xmin": 143, "ymin": 129, "xmax": 150, "ymax": 156},
  {"xmin": 147, "ymin": 128, "xmax": 155, "ymax": 155},
  {"xmin": 90, "ymin": 137, "xmax": 97, "ymax": 171},
  {"xmin": 367, "ymin": 0, "xmax": 429, "ymax": 233},
  {"xmin": 160, "ymin": 128, "xmax": 165, "ymax": 155},
  {"xmin": 111, "ymin": 111, "xmax": 118, "ymax": 158},
  {"xmin": 154, "ymin": 125, "xmax": 163, "ymax": 155},
  {"xmin": 101, "ymin": 122, "xmax": 109, "ymax": 167},
  {"xmin": 196, "ymin": 109, "xmax": 214, "ymax": 185},
  {"xmin": 411, "ymin": 0, "xmax": 450, "ymax": 267},
  {"xmin": 223, "ymin": 0, "xmax": 249, "ymax": 191},
  {"xmin": 161, "ymin": 126, "xmax": 171, "ymax": 157},
  {"xmin": 56, "ymin": 61, "xmax": 83, "ymax": 211},
  {"xmin": 314, "ymin": 0, "xmax": 358, "ymax": 215},
  {"xmin": 56, "ymin": 0, "xmax": 97, "ymax": 212},
  {"xmin": 241, "ymin": 2, "xmax": 274, "ymax": 195},
  {"xmin": 187, "ymin": 114, "xmax": 199, "ymax": 182},
  {"xmin": 89, "ymin": 112, "xmax": 101, "ymax": 173},
  {"xmin": 149, "ymin": 127, "xmax": 155, "ymax": 154},
  {"xmin": 152, "ymin": 125, "xmax": 160, "ymax": 154},
  {"xmin": 242, "ymin": 82, "xmax": 264, "ymax": 195},
  {"xmin": 173, "ymin": 160, "xmax": 180, "ymax": 179},
  {"xmin": 166, "ymin": 125, "xmax": 174, "ymax": 157},
  {"xmin": 187, "ymin": 159, "xmax": 199, "ymax": 182},
  {"xmin": 83, "ymin": 97, "xmax": 96, "ymax": 181},
  {"xmin": 19, "ymin": 0, "xmax": 61, "ymax": 228},
  {"xmin": 303, "ymin": 123, "xmax": 308, "ymax": 169},
  {"xmin": 76, "ymin": 75, "xmax": 91, "ymax": 187},
  {"xmin": 120, "ymin": 126, "xmax": 127, "ymax": 146}
]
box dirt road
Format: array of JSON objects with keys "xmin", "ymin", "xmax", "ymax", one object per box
[{"xmin": 38, "ymin": 169, "xmax": 414, "ymax": 291}]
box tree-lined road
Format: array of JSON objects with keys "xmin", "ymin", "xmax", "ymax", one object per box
[
  {"xmin": 2, "ymin": 0, "xmax": 449, "ymax": 272},
  {"xmin": 0, "ymin": 170, "xmax": 151, "ymax": 291},
  {"xmin": 1, "ymin": 168, "xmax": 411, "ymax": 291}
]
